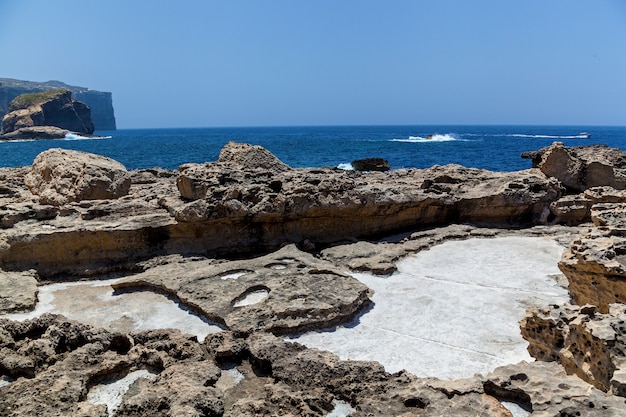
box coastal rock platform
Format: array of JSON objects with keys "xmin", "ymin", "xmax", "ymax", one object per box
[{"xmin": 1, "ymin": 141, "xmax": 626, "ymax": 416}]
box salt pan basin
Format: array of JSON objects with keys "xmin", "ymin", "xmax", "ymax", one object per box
[
  {"xmin": 291, "ymin": 236, "xmax": 570, "ymax": 380},
  {"xmin": 5, "ymin": 279, "xmax": 222, "ymax": 341}
]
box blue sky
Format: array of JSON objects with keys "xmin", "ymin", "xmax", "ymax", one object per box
[{"xmin": 1, "ymin": 1, "xmax": 625, "ymax": 128}]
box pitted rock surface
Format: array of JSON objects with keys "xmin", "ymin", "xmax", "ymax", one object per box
[
  {"xmin": 114, "ymin": 244, "xmax": 372, "ymax": 334},
  {"xmin": 521, "ymin": 303, "xmax": 626, "ymax": 395},
  {"xmin": 559, "ymin": 229, "xmax": 626, "ymax": 312}
]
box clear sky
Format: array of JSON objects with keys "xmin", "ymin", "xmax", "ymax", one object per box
[{"xmin": 1, "ymin": 1, "xmax": 625, "ymax": 128}]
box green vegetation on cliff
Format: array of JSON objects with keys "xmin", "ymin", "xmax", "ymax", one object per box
[{"xmin": 8, "ymin": 88, "xmax": 70, "ymax": 112}]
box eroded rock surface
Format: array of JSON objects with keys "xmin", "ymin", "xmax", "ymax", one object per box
[
  {"xmin": 522, "ymin": 142, "xmax": 626, "ymax": 192},
  {"xmin": 24, "ymin": 148, "xmax": 131, "ymax": 206},
  {"xmin": 0, "ymin": 143, "xmax": 563, "ymax": 278},
  {"xmin": 1, "ymin": 88, "xmax": 94, "ymax": 136},
  {"xmin": 2, "ymin": 314, "xmax": 623, "ymax": 417},
  {"xmin": 2, "ymin": 143, "xmax": 626, "ymax": 415},
  {"xmin": 114, "ymin": 244, "xmax": 372, "ymax": 334},
  {"xmin": 0, "ymin": 270, "xmax": 38, "ymax": 314},
  {"xmin": 521, "ymin": 303, "xmax": 626, "ymax": 396}
]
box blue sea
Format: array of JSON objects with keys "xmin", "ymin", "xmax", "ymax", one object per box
[{"xmin": 1, "ymin": 125, "xmax": 625, "ymax": 172}]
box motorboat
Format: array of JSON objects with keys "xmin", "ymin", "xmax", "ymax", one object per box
[{"xmin": 579, "ymin": 132, "xmax": 591, "ymax": 138}]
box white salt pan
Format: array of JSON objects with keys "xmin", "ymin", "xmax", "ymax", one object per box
[
  {"xmin": 4, "ymin": 278, "xmax": 222, "ymax": 342},
  {"xmin": 291, "ymin": 236, "xmax": 570, "ymax": 380}
]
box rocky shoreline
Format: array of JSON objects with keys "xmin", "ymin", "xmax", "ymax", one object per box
[{"xmin": 1, "ymin": 141, "xmax": 626, "ymax": 416}]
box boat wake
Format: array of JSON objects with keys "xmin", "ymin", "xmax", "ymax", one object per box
[
  {"xmin": 505, "ymin": 133, "xmax": 590, "ymax": 139},
  {"xmin": 390, "ymin": 133, "xmax": 460, "ymax": 143}
]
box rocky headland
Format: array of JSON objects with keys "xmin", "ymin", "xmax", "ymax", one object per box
[
  {"xmin": 0, "ymin": 88, "xmax": 97, "ymax": 140},
  {"xmin": 0, "ymin": 78, "xmax": 116, "ymax": 131},
  {"xmin": 1, "ymin": 141, "xmax": 626, "ymax": 416}
]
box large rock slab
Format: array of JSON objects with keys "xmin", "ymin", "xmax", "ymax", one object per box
[
  {"xmin": 0, "ymin": 270, "xmax": 38, "ymax": 313},
  {"xmin": 24, "ymin": 148, "xmax": 131, "ymax": 206},
  {"xmin": 114, "ymin": 244, "xmax": 372, "ymax": 334},
  {"xmin": 485, "ymin": 361, "xmax": 626, "ymax": 415}
]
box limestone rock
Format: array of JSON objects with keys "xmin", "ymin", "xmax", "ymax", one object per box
[
  {"xmin": 217, "ymin": 141, "xmax": 291, "ymax": 173},
  {"xmin": 521, "ymin": 303, "xmax": 626, "ymax": 396},
  {"xmin": 0, "ymin": 144, "xmax": 566, "ymax": 278},
  {"xmin": 114, "ymin": 244, "xmax": 372, "ymax": 334},
  {"xmin": 559, "ymin": 229, "xmax": 626, "ymax": 312},
  {"xmin": 24, "ymin": 148, "xmax": 131, "ymax": 206},
  {"xmin": 1, "ymin": 88, "xmax": 94, "ymax": 135},
  {"xmin": 0, "ymin": 125, "xmax": 68, "ymax": 140},
  {"xmin": 523, "ymin": 142, "xmax": 626, "ymax": 192},
  {"xmin": 0, "ymin": 270, "xmax": 38, "ymax": 313},
  {"xmin": 486, "ymin": 361, "xmax": 626, "ymax": 415}
]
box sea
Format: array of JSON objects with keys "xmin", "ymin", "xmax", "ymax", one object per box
[{"xmin": 1, "ymin": 125, "xmax": 625, "ymax": 172}]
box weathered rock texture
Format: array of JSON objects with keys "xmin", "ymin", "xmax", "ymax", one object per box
[
  {"xmin": 2, "ymin": 314, "xmax": 624, "ymax": 416},
  {"xmin": 114, "ymin": 244, "xmax": 372, "ymax": 334},
  {"xmin": 0, "ymin": 270, "xmax": 38, "ymax": 314},
  {"xmin": 0, "ymin": 78, "xmax": 115, "ymax": 130},
  {"xmin": 1, "ymin": 88, "xmax": 94, "ymax": 136},
  {"xmin": 24, "ymin": 148, "xmax": 131, "ymax": 206},
  {"xmin": 521, "ymin": 303, "xmax": 626, "ymax": 396},
  {"xmin": 0, "ymin": 143, "xmax": 564, "ymax": 277},
  {"xmin": 2, "ymin": 143, "xmax": 626, "ymax": 416},
  {"xmin": 522, "ymin": 142, "xmax": 626, "ymax": 192}
]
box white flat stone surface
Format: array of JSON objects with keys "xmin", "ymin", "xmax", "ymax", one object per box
[
  {"xmin": 4, "ymin": 278, "xmax": 222, "ymax": 341},
  {"xmin": 290, "ymin": 236, "xmax": 570, "ymax": 380}
]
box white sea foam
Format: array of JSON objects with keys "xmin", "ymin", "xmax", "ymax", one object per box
[
  {"xmin": 64, "ymin": 133, "xmax": 112, "ymax": 140},
  {"xmin": 337, "ymin": 163, "xmax": 355, "ymax": 170},
  {"xmin": 390, "ymin": 133, "xmax": 460, "ymax": 143}
]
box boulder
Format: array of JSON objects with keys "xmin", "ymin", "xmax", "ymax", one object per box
[
  {"xmin": 24, "ymin": 148, "xmax": 131, "ymax": 206},
  {"xmin": 1, "ymin": 88, "xmax": 94, "ymax": 136},
  {"xmin": 351, "ymin": 157, "xmax": 390, "ymax": 172},
  {"xmin": 217, "ymin": 141, "xmax": 290, "ymax": 173},
  {"xmin": 523, "ymin": 142, "xmax": 626, "ymax": 192}
]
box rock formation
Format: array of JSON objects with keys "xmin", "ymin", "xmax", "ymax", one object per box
[
  {"xmin": 521, "ymin": 303, "xmax": 626, "ymax": 395},
  {"xmin": 0, "ymin": 143, "xmax": 564, "ymax": 277},
  {"xmin": 522, "ymin": 142, "xmax": 626, "ymax": 192},
  {"xmin": 0, "ymin": 142, "xmax": 626, "ymax": 416},
  {"xmin": 24, "ymin": 148, "xmax": 131, "ymax": 206},
  {"xmin": 0, "ymin": 89, "xmax": 94, "ymax": 138},
  {"xmin": 0, "ymin": 78, "xmax": 116, "ymax": 130},
  {"xmin": 351, "ymin": 157, "xmax": 390, "ymax": 172}
]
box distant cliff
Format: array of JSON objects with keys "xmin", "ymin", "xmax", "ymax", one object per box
[{"xmin": 0, "ymin": 78, "xmax": 116, "ymax": 130}]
